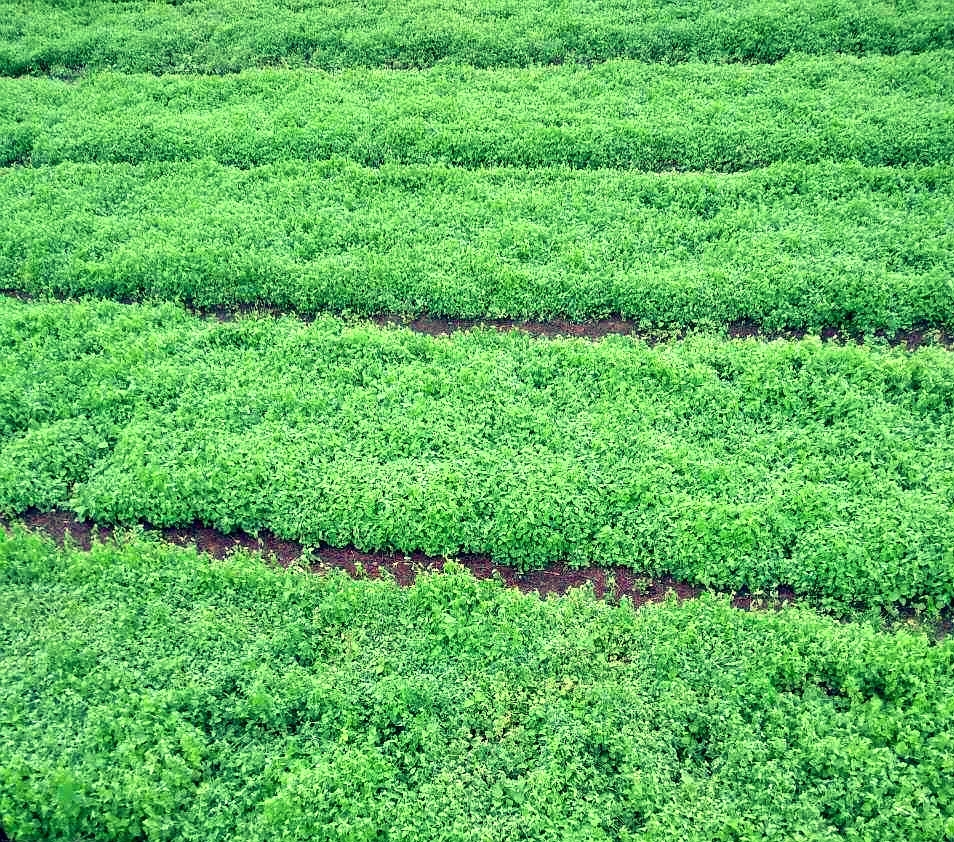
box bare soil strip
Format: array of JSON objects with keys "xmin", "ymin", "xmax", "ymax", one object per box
[
  {"xmin": 370, "ymin": 315, "xmax": 954, "ymax": 349},
  {"xmin": 9, "ymin": 511, "xmax": 954, "ymax": 640},
  {"xmin": 3, "ymin": 290, "xmax": 952, "ymax": 348},
  {"xmin": 10, "ymin": 509, "xmax": 793, "ymax": 610}
]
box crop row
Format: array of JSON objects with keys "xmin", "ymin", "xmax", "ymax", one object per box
[
  {"xmin": 3, "ymin": 55, "xmax": 952, "ymax": 170},
  {"xmin": 3, "ymin": 0, "xmax": 952, "ymax": 75},
  {"xmin": 3, "ymin": 297, "xmax": 954, "ymax": 610},
  {"xmin": 3, "ymin": 160, "xmax": 952, "ymax": 332},
  {"xmin": 3, "ymin": 529, "xmax": 953, "ymax": 841}
]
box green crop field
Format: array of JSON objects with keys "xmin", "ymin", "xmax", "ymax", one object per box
[
  {"xmin": 3, "ymin": 297, "xmax": 954, "ymax": 611},
  {"xmin": 5, "ymin": 55, "xmax": 953, "ymax": 171},
  {"xmin": 3, "ymin": 530, "xmax": 954, "ymax": 841},
  {"xmin": 2, "ymin": 0, "xmax": 952, "ymax": 74},
  {"xmin": 2, "ymin": 0, "xmax": 954, "ymax": 838},
  {"xmin": 3, "ymin": 161, "xmax": 952, "ymax": 329}
]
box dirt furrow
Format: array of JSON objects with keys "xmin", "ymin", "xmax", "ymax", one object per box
[
  {"xmin": 8, "ymin": 509, "xmax": 794, "ymax": 610},
  {"xmin": 4, "ymin": 290, "xmax": 953, "ymax": 348},
  {"xmin": 370, "ymin": 314, "xmax": 954, "ymax": 349}
]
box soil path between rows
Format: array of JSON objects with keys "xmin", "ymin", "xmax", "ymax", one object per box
[
  {"xmin": 4, "ymin": 290, "xmax": 952, "ymax": 348},
  {"xmin": 9, "ymin": 509, "xmax": 792, "ymax": 610},
  {"xmin": 369, "ymin": 315, "xmax": 954, "ymax": 350}
]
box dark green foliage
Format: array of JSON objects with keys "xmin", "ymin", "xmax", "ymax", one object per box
[
  {"xmin": 2, "ymin": 297, "xmax": 953, "ymax": 610},
  {"xmin": 3, "ymin": 55, "xmax": 952, "ymax": 170},
  {"xmin": 1, "ymin": 530, "xmax": 953, "ymax": 841},
  {"xmin": 2, "ymin": 160, "xmax": 953, "ymax": 332},
  {"xmin": 1, "ymin": 0, "xmax": 951, "ymax": 75}
]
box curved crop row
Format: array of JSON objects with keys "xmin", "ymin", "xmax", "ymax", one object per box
[
  {"xmin": 2, "ymin": 298, "xmax": 954, "ymax": 611},
  {"xmin": 3, "ymin": 55, "xmax": 952, "ymax": 170},
  {"xmin": 3, "ymin": 531, "xmax": 953, "ymax": 841},
  {"xmin": 3, "ymin": 160, "xmax": 952, "ymax": 332},
  {"xmin": 2, "ymin": 0, "xmax": 951, "ymax": 75}
]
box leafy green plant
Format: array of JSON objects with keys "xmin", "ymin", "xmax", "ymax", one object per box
[
  {"xmin": 1, "ymin": 160, "xmax": 952, "ymax": 332},
  {"xmin": 3, "ymin": 54, "xmax": 952, "ymax": 170},
  {"xmin": 1, "ymin": 530, "xmax": 953, "ymax": 841},
  {"xmin": 2, "ymin": 298, "xmax": 954, "ymax": 611},
  {"xmin": 1, "ymin": 0, "xmax": 951, "ymax": 75}
]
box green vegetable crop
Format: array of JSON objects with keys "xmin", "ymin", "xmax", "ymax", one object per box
[
  {"xmin": 3, "ymin": 0, "xmax": 954, "ymax": 837},
  {"xmin": 2, "ymin": 0, "xmax": 951, "ymax": 75},
  {"xmin": 2, "ymin": 298, "xmax": 953, "ymax": 611},
  {"xmin": 3, "ymin": 161, "xmax": 952, "ymax": 332},
  {"xmin": 2, "ymin": 530, "xmax": 954, "ymax": 841},
  {"xmin": 4, "ymin": 55, "xmax": 951, "ymax": 170}
]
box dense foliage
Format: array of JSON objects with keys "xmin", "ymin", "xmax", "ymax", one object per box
[
  {"xmin": 2, "ymin": 161, "xmax": 952, "ymax": 330},
  {"xmin": 2, "ymin": 529, "xmax": 953, "ymax": 841},
  {"xmin": 3, "ymin": 53, "xmax": 950, "ymax": 332},
  {"xmin": 2, "ymin": 0, "xmax": 952, "ymax": 75},
  {"xmin": 4, "ymin": 54, "xmax": 952, "ymax": 170},
  {"xmin": 4, "ymin": 0, "xmax": 954, "ymax": 833},
  {"xmin": 2, "ymin": 298, "xmax": 953, "ymax": 611}
]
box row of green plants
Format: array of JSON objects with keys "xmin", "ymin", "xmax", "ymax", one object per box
[
  {"xmin": 3, "ymin": 160, "xmax": 951, "ymax": 332},
  {"xmin": 3, "ymin": 0, "xmax": 951, "ymax": 75},
  {"xmin": 4, "ymin": 54, "xmax": 952, "ymax": 169},
  {"xmin": 2, "ymin": 529, "xmax": 952, "ymax": 841},
  {"xmin": 2, "ymin": 297, "xmax": 953, "ymax": 612}
]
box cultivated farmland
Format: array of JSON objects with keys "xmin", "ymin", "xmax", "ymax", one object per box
[{"xmin": 1, "ymin": 0, "xmax": 953, "ymax": 839}]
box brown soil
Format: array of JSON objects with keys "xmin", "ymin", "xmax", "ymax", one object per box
[
  {"xmin": 4, "ymin": 290, "xmax": 951, "ymax": 349},
  {"xmin": 373, "ymin": 314, "xmax": 954, "ymax": 350},
  {"xmin": 9, "ymin": 511, "xmax": 953, "ymax": 639},
  {"xmin": 9, "ymin": 509, "xmax": 792, "ymax": 610}
]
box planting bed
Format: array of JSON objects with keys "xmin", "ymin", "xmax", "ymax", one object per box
[
  {"xmin": 3, "ymin": 0, "xmax": 951, "ymax": 74},
  {"xmin": 3, "ymin": 161, "xmax": 953, "ymax": 332},
  {"xmin": 5, "ymin": 55, "xmax": 953, "ymax": 170},
  {"xmin": 2, "ymin": 529, "xmax": 954, "ymax": 841},
  {"xmin": 4, "ymin": 297, "xmax": 954, "ymax": 611}
]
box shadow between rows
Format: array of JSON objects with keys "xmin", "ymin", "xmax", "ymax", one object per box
[{"xmin": 370, "ymin": 315, "xmax": 954, "ymax": 350}]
